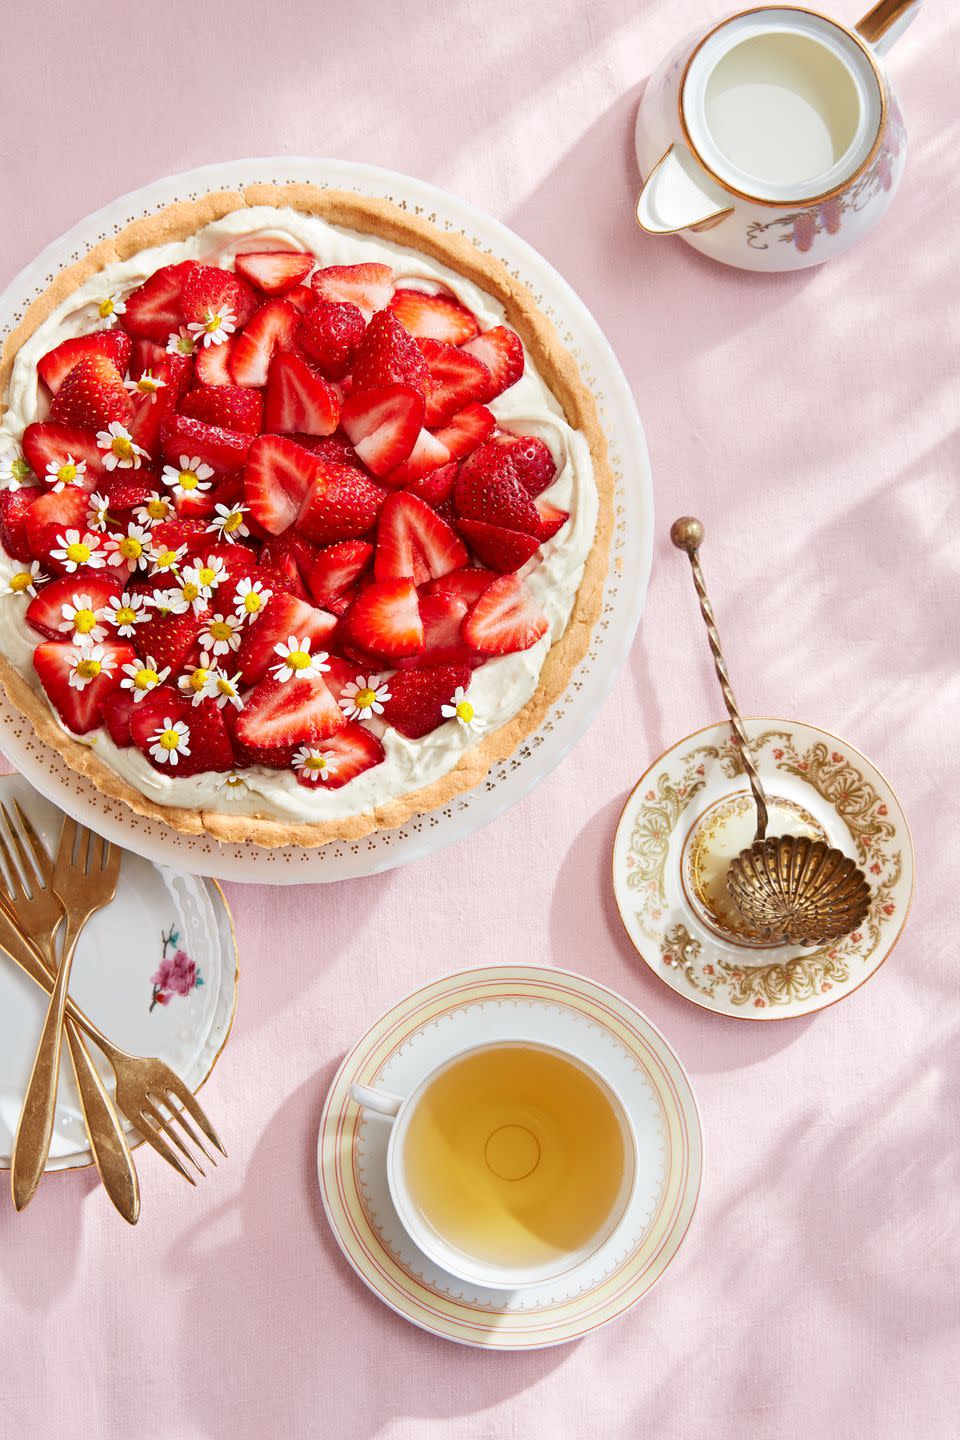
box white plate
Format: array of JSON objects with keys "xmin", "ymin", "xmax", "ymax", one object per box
[
  {"xmin": 0, "ymin": 775, "xmax": 238, "ymax": 1170},
  {"xmin": 317, "ymin": 965, "xmax": 702, "ymax": 1349},
  {"xmin": 0, "ymin": 158, "xmax": 653, "ymax": 883}
]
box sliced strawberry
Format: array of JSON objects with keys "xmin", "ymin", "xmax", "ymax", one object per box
[
  {"xmin": 324, "ymin": 587, "xmax": 359, "ymax": 619},
  {"xmin": 235, "ymin": 592, "xmax": 336, "ymax": 687},
  {"xmin": 128, "ymin": 338, "xmax": 167, "ymax": 380},
  {"xmin": 180, "ymin": 264, "xmax": 257, "ymax": 329},
  {"xmin": 23, "ymin": 484, "xmax": 88, "ymax": 556},
  {"xmin": 340, "ymin": 577, "xmax": 423, "ymax": 661},
  {"xmin": 382, "ymin": 428, "xmax": 451, "ymax": 489},
  {"xmin": 388, "ymin": 289, "xmax": 479, "ymax": 346},
  {"xmin": 25, "ymin": 573, "xmax": 121, "ymax": 640},
  {"xmin": 454, "ymin": 445, "xmax": 540, "ymax": 533},
  {"xmin": 531, "ymin": 498, "xmax": 569, "ymax": 543},
  {"xmin": 351, "ymin": 312, "xmax": 429, "ymax": 398},
  {"xmin": 417, "ymin": 339, "xmax": 491, "ymax": 426},
  {"xmin": 404, "ymin": 459, "xmax": 459, "ymax": 509},
  {"xmin": 292, "ymin": 720, "xmax": 384, "ymax": 790},
  {"xmin": 49, "ymin": 355, "xmax": 131, "ymax": 432},
  {"xmin": 462, "ymin": 326, "xmax": 525, "ymax": 401},
  {"xmin": 340, "ymin": 383, "xmax": 424, "ymax": 477},
  {"xmin": 135, "ymin": 605, "xmax": 208, "ymax": 674},
  {"xmin": 34, "ymin": 640, "xmax": 134, "ymax": 734},
  {"xmin": 100, "ymin": 687, "xmax": 136, "ymax": 748},
  {"xmin": 493, "ymin": 432, "xmax": 557, "ymax": 496},
  {"xmin": 374, "ymin": 492, "xmax": 467, "ymax": 586},
  {"xmin": 423, "ymin": 566, "xmax": 498, "ymax": 607},
  {"xmin": 455, "ymin": 519, "xmax": 540, "ymax": 572},
  {"xmin": 462, "ymin": 574, "xmax": 548, "ymax": 655},
  {"xmin": 161, "ymin": 414, "xmax": 254, "ymax": 474},
  {"xmin": 292, "ymin": 433, "xmax": 366, "ymax": 470},
  {"xmin": 236, "ymin": 671, "xmax": 345, "ymax": 754},
  {"xmin": 243, "ymin": 434, "xmax": 317, "ymax": 535},
  {"xmin": 430, "ymin": 403, "xmax": 496, "ymax": 462},
  {"xmin": 179, "ymin": 385, "xmax": 264, "ymax": 435},
  {"xmin": 102, "ymin": 477, "xmax": 155, "ymax": 512},
  {"xmin": 0, "ymin": 489, "xmax": 41, "ymax": 561},
  {"xmin": 381, "ymin": 663, "xmax": 472, "ymax": 739},
  {"xmin": 195, "ymin": 337, "xmax": 235, "ymax": 386},
  {"xmin": 305, "ymin": 540, "xmax": 373, "ymax": 607},
  {"xmin": 150, "ymin": 518, "xmax": 210, "ymax": 556},
  {"xmin": 394, "ymin": 591, "xmax": 475, "ymax": 669},
  {"xmin": 263, "ymin": 353, "xmax": 340, "ymax": 437},
  {"xmin": 129, "ymin": 689, "xmax": 236, "ymax": 775},
  {"xmin": 121, "ymin": 262, "xmax": 197, "ymax": 340},
  {"xmin": 296, "ymin": 301, "xmax": 365, "ymax": 380},
  {"xmin": 285, "ymin": 285, "xmax": 315, "ymax": 314},
  {"xmin": 229, "ymin": 299, "xmax": 300, "ymax": 387},
  {"xmin": 129, "ymin": 354, "xmax": 193, "ymax": 459},
  {"xmin": 38, "ymin": 332, "xmax": 132, "ymax": 396},
  {"xmin": 234, "ymin": 250, "xmax": 314, "ymax": 295},
  {"xmin": 258, "ymin": 532, "xmax": 314, "ymax": 600},
  {"xmin": 297, "ymin": 458, "xmax": 385, "ymax": 545},
  {"xmin": 310, "ymin": 263, "xmax": 393, "ymax": 320}
]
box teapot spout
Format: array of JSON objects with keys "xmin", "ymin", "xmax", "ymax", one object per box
[
  {"xmin": 856, "ymin": 0, "xmax": 921, "ymax": 56},
  {"xmin": 636, "ymin": 146, "xmax": 733, "ymax": 235}
]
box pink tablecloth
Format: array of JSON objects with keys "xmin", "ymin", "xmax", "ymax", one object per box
[{"xmin": 1, "ymin": 2, "xmax": 957, "ymax": 1436}]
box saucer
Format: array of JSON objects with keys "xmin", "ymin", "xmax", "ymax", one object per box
[
  {"xmin": 0, "ymin": 774, "xmax": 238, "ymax": 1171},
  {"xmin": 317, "ymin": 965, "xmax": 702, "ymax": 1349},
  {"xmin": 613, "ymin": 718, "xmax": 914, "ymax": 1021}
]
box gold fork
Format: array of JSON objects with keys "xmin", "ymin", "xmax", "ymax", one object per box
[
  {"xmin": 0, "ymin": 804, "xmax": 139, "ymax": 1222},
  {"xmin": 0, "ymin": 808, "xmax": 225, "ymax": 1187},
  {"xmin": 4, "ymin": 813, "xmax": 122, "ymax": 1210}
]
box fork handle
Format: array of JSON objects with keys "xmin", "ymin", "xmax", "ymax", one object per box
[{"xmin": 64, "ymin": 1021, "xmax": 140, "ymax": 1224}]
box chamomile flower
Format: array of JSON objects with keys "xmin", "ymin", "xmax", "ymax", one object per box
[
  {"xmin": 123, "ymin": 370, "xmax": 166, "ymax": 402},
  {"xmin": 120, "ymin": 655, "xmax": 170, "ymax": 702},
  {"xmin": 0, "ymin": 445, "xmax": 32, "ymax": 490},
  {"xmin": 233, "ymin": 576, "xmax": 272, "ymax": 623},
  {"xmin": 441, "ymin": 686, "xmax": 484, "ymax": 734},
  {"xmin": 178, "ymin": 653, "xmax": 216, "ymax": 705},
  {"xmin": 182, "ymin": 555, "xmax": 226, "ymax": 600},
  {"xmin": 104, "ymin": 522, "xmax": 151, "ymax": 574},
  {"xmin": 150, "ymin": 585, "xmax": 192, "ymax": 616},
  {"xmin": 95, "ymin": 292, "xmax": 126, "ymax": 329},
  {"xmin": 135, "ymin": 491, "xmax": 174, "ymax": 526},
  {"xmin": 271, "ymin": 636, "xmax": 329, "ymax": 684},
  {"xmin": 1, "ymin": 559, "xmax": 45, "ymax": 597},
  {"xmin": 161, "ymin": 455, "xmax": 213, "ymax": 499},
  {"xmin": 86, "ymin": 492, "xmax": 112, "ymax": 532},
  {"xmin": 104, "ymin": 590, "xmax": 149, "ymax": 638},
  {"xmin": 210, "ymin": 668, "xmax": 244, "ymax": 711},
  {"xmin": 292, "ymin": 746, "xmax": 338, "ymax": 783},
  {"xmin": 59, "ymin": 593, "xmax": 108, "ymax": 643},
  {"xmin": 44, "ymin": 455, "xmax": 87, "ymax": 493},
  {"xmin": 96, "ymin": 421, "xmax": 147, "ymax": 471},
  {"xmin": 148, "ymin": 717, "xmax": 191, "ymax": 767},
  {"xmin": 199, "ymin": 612, "xmax": 242, "ymax": 657},
  {"xmin": 338, "ymin": 674, "xmax": 391, "ymax": 721},
  {"xmin": 206, "ymin": 502, "xmax": 249, "ymax": 543},
  {"xmin": 148, "ymin": 542, "xmax": 187, "ymax": 579},
  {"xmin": 50, "ymin": 529, "xmax": 106, "ymax": 573},
  {"xmin": 187, "ymin": 305, "xmax": 236, "ymax": 348},
  {"xmin": 67, "ymin": 644, "xmax": 115, "ymax": 691},
  {"xmin": 166, "ymin": 327, "xmax": 197, "ymax": 358},
  {"xmin": 217, "ymin": 770, "xmax": 247, "ymax": 796}
]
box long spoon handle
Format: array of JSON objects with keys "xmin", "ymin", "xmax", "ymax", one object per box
[{"xmin": 670, "ymin": 516, "xmax": 769, "ymax": 841}]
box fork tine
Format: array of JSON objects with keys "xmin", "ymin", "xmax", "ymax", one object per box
[
  {"xmin": 164, "ymin": 1074, "xmax": 227, "ymax": 1157},
  {"xmin": 102, "ymin": 841, "xmax": 120, "ymax": 880},
  {"xmin": 86, "ymin": 831, "xmax": 104, "ymax": 874},
  {"xmin": 55, "ymin": 815, "xmax": 78, "ymax": 870},
  {"xmin": 160, "ymin": 1093, "xmax": 217, "ymax": 1167},
  {"xmin": 142, "ymin": 1098, "xmax": 206, "ymax": 1176},
  {"xmin": 1, "ymin": 803, "xmax": 40, "ymax": 892},
  {"xmin": 13, "ymin": 800, "xmax": 54, "ymax": 881},
  {"xmin": 0, "ymin": 827, "xmax": 27, "ymax": 903},
  {"xmin": 136, "ymin": 1111, "xmax": 198, "ymax": 1185}
]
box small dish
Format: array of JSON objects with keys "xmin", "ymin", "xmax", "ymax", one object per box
[
  {"xmin": 317, "ymin": 964, "xmax": 702, "ymax": 1350},
  {"xmin": 613, "ymin": 718, "xmax": 914, "ymax": 1020},
  {"xmin": 0, "ymin": 774, "xmax": 238, "ymax": 1170}
]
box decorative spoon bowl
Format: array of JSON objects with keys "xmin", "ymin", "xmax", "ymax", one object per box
[{"xmin": 670, "ymin": 515, "xmax": 871, "ymax": 947}]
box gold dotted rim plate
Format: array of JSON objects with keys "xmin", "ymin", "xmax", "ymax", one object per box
[
  {"xmin": 612, "ymin": 718, "xmax": 914, "ymax": 1021},
  {"xmin": 317, "ymin": 965, "xmax": 702, "ymax": 1350},
  {"xmin": 0, "ymin": 157, "xmax": 652, "ymax": 885}
]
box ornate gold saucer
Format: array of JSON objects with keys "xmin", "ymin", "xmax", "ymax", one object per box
[{"xmin": 612, "ymin": 719, "xmax": 914, "ymax": 1020}]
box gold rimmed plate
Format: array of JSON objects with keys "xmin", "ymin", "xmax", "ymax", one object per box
[{"xmin": 612, "ymin": 718, "xmax": 914, "ymax": 1020}]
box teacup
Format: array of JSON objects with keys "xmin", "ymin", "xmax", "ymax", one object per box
[
  {"xmin": 350, "ymin": 1039, "xmax": 638, "ymax": 1290},
  {"xmin": 635, "ymin": 0, "xmax": 920, "ymax": 269}
]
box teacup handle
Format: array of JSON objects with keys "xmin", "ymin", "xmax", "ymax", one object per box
[
  {"xmin": 350, "ymin": 1081, "xmax": 404, "ymax": 1119},
  {"xmin": 856, "ymin": 0, "xmax": 921, "ymax": 56}
]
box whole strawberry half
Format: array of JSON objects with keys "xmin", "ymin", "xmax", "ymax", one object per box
[
  {"xmin": 491, "ymin": 432, "xmax": 557, "ymax": 496},
  {"xmin": 380, "ymin": 663, "xmax": 472, "ymax": 739},
  {"xmin": 374, "ymin": 491, "xmax": 467, "ymax": 586},
  {"xmin": 234, "ymin": 671, "xmax": 345, "ymax": 752},
  {"xmin": 121, "ymin": 262, "xmax": 197, "ymax": 340},
  {"xmin": 129, "ymin": 688, "xmax": 236, "ymax": 776},
  {"xmin": 454, "ymin": 443, "xmax": 540, "ymax": 534},
  {"xmin": 387, "ymin": 289, "xmax": 479, "ymax": 346},
  {"xmin": 297, "ymin": 301, "xmax": 365, "ymax": 380},
  {"xmin": 135, "ymin": 604, "xmax": 209, "ymax": 674},
  {"xmin": 264, "ymin": 353, "xmax": 340, "ymax": 437},
  {"xmin": 235, "ymin": 592, "xmax": 337, "ymax": 687},
  {"xmin": 310, "ymin": 263, "xmax": 394, "ymax": 319},
  {"xmin": 341, "ymin": 577, "xmax": 424, "ymax": 660},
  {"xmin": 0, "ymin": 489, "xmax": 42, "ymax": 561},
  {"xmin": 180, "ymin": 264, "xmax": 258, "ymax": 330},
  {"xmin": 461, "ymin": 573, "xmax": 548, "ymax": 655},
  {"xmin": 161, "ymin": 414, "xmax": 254, "ymax": 474},
  {"xmin": 462, "ymin": 326, "xmax": 525, "ymax": 401},
  {"xmin": 22, "ymin": 422, "xmax": 106, "ymax": 488},
  {"xmin": 417, "ymin": 339, "xmax": 491, "ymax": 426},
  {"xmin": 179, "ymin": 385, "xmax": 264, "ymax": 436},
  {"xmin": 297, "ymin": 457, "xmax": 385, "ymax": 546},
  {"xmin": 34, "ymin": 639, "xmax": 134, "ymax": 734},
  {"xmin": 25, "ymin": 572, "xmax": 121, "ymax": 640},
  {"xmin": 351, "ymin": 311, "xmax": 429, "ymax": 397},
  {"xmin": 38, "ymin": 332, "xmax": 132, "ymax": 396},
  {"xmin": 50, "ymin": 355, "xmax": 132, "ymax": 432},
  {"xmin": 233, "ymin": 250, "xmax": 314, "ymax": 296},
  {"xmin": 291, "ymin": 720, "xmax": 385, "ymax": 790},
  {"xmin": 229, "ymin": 299, "xmax": 299, "ymax": 388}
]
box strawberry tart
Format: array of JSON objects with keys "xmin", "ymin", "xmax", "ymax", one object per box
[{"xmin": 0, "ymin": 185, "xmax": 612, "ymax": 845}]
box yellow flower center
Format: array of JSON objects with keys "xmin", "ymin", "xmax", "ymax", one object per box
[
  {"xmin": 66, "ymin": 541, "xmax": 91, "ymax": 564},
  {"xmin": 188, "ymin": 668, "xmax": 209, "ymax": 692},
  {"xmin": 208, "ymin": 619, "xmax": 233, "ymax": 642},
  {"xmin": 288, "ymin": 649, "xmax": 311, "ymax": 672},
  {"xmin": 178, "ymin": 469, "xmax": 199, "ymax": 490},
  {"xmin": 73, "ymin": 608, "xmax": 97, "ymax": 634},
  {"xmin": 154, "ymin": 549, "xmax": 178, "ymax": 570},
  {"xmin": 57, "ymin": 462, "xmax": 78, "ymax": 485},
  {"xmin": 111, "ymin": 435, "xmax": 134, "ymax": 461},
  {"xmin": 159, "ymin": 727, "xmax": 181, "ymax": 751},
  {"xmin": 242, "ymin": 591, "xmax": 263, "ymax": 614},
  {"xmin": 175, "ymin": 335, "xmax": 194, "ymax": 356},
  {"xmin": 197, "ymin": 565, "xmax": 216, "ymax": 587},
  {"xmin": 305, "ymin": 754, "xmax": 327, "ymax": 772},
  {"xmin": 11, "ymin": 458, "xmax": 30, "ymax": 483},
  {"xmin": 115, "ymin": 606, "xmax": 136, "ymax": 627},
  {"xmin": 119, "ymin": 536, "xmax": 143, "ymax": 560},
  {"xmin": 134, "ymin": 667, "xmax": 159, "ymax": 690},
  {"xmin": 355, "ymin": 687, "xmax": 376, "ymax": 710},
  {"xmin": 203, "ymin": 311, "xmax": 222, "ymax": 334},
  {"xmin": 223, "ymin": 510, "xmax": 244, "ymax": 533},
  {"xmin": 216, "ymin": 676, "xmax": 237, "ymax": 698},
  {"xmin": 98, "ymin": 298, "xmax": 115, "ymax": 319},
  {"xmin": 456, "ymin": 700, "xmax": 475, "ymax": 724},
  {"xmin": 137, "ymin": 377, "xmax": 159, "ymax": 394},
  {"xmin": 146, "ymin": 498, "xmax": 170, "ymax": 520},
  {"xmin": 9, "ymin": 571, "xmax": 33, "ymax": 593},
  {"xmin": 181, "ymin": 582, "xmax": 199, "ymax": 603},
  {"xmin": 75, "ymin": 657, "xmax": 101, "ymax": 680}
]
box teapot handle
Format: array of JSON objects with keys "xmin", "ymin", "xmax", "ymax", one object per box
[
  {"xmin": 856, "ymin": 0, "xmax": 921, "ymax": 56},
  {"xmin": 636, "ymin": 146, "xmax": 733, "ymax": 235}
]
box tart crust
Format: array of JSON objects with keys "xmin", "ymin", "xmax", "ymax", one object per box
[{"xmin": 0, "ymin": 184, "xmax": 613, "ymax": 847}]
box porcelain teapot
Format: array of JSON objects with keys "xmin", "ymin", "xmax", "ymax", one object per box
[{"xmin": 635, "ymin": 1, "xmax": 919, "ymax": 270}]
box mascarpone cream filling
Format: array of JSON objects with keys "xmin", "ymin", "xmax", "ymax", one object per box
[{"xmin": 0, "ymin": 208, "xmax": 598, "ymax": 823}]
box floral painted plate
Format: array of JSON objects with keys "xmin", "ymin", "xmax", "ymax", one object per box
[
  {"xmin": 317, "ymin": 965, "xmax": 702, "ymax": 1349},
  {"xmin": 613, "ymin": 718, "xmax": 914, "ymax": 1020},
  {"xmin": 0, "ymin": 773, "xmax": 238, "ymax": 1171}
]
